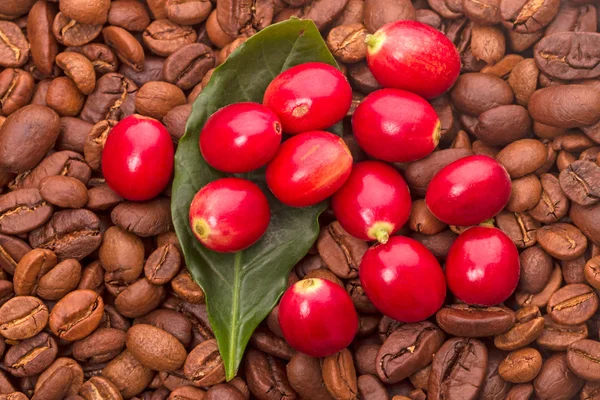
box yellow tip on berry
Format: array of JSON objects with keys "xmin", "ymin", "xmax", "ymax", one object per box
[
  {"xmin": 193, "ymin": 218, "xmax": 210, "ymax": 241},
  {"xmin": 297, "ymin": 278, "xmax": 324, "ymax": 293},
  {"xmin": 365, "ymin": 32, "xmax": 385, "ymax": 54},
  {"xmin": 368, "ymin": 222, "xmax": 394, "ymax": 244}
]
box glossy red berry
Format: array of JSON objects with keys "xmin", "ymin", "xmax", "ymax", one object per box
[
  {"xmin": 279, "ymin": 278, "xmax": 358, "ymax": 357},
  {"xmin": 446, "ymin": 226, "xmax": 520, "ymax": 306},
  {"xmin": 263, "ymin": 62, "xmax": 352, "ymax": 134},
  {"xmin": 360, "ymin": 236, "xmax": 446, "ymax": 322},
  {"xmin": 102, "ymin": 114, "xmax": 174, "ymax": 201},
  {"xmin": 199, "ymin": 102, "xmax": 282, "ymax": 173},
  {"xmin": 266, "ymin": 131, "xmax": 353, "ymax": 207},
  {"xmin": 189, "ymin": 178, "xmax": 270, "ymax": 253},
  {"xmin": 366, "ymin": 20, "xmax": 461, "ymax": 99},
  {"xmin": 332, "ymin": 161, "xmax": 411, "ymax": 243},
  {"xmin": 425, "ymin": 155, "xmax": 511, "ymax": 226},
  {"xmin": 352, "ymin": 89, "xmax": 441, "ymax": 162}
]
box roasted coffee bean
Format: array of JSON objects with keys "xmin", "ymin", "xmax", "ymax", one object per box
[
  {"xmin": 529, "ymin": 85, "xmax": 600, "ymax": 129},
  {"xmin": 428, "ymin": 338, "xmax": 487, "ymax": 400},
  {"xmin": 102, "ymin": 350, "xmax": 154, "ymax": 399},
  {"xmin": 518, "ymin": 246, "xmax": 553, "ymax": 293},
  {"xmin": 72, "ymin": 327, "xmax": 126, "ymax": 364},
  {"xmin": 553, "ymin": 131, "xmax": 596, "ymax": 152},
  {"xmin": 537, "ymin": 313, "xmax": 588, "ymax": 351},
  {"xmin": 171, "ymin": 385, "xmax": 209, "ymax": 400},
  {"xmin": 436, "ymin": 304, "xmax": 515, "ymax": 337},
  {"xmin": 566, "ymin": 339, "xmax": 600, "ymax": 380},
  {"xmin": 409, "ymin": 199, "xmax": 447, "ymax": 235},
  {"xmin": 475, "ymin": 105, "xmax": 531, "ymax": 147},
  {"xmin": 57, "ymin": 117, "xmax": 92, "ymax": 153},
  {"xmin": 163, "ymin": 43, "xmax": 214, "ymax": 91},
  {"xmin": 582, "ymin": 381, "xmax": 600, "ymax": 400},
  {"xmin": 585, "ymin": 256, "xmax": 600, "ymax": 290},
  {"xmin": 102, "ymin": 26, "xmax": 145, "ymax": 72},
  {"xmin": 66, "ymin": 43, "xmax": 120, "ymax": 75},
  {"xmin": 143, "ymin": 19, "xmax": 197, "ymax": 57},
  {"xmin": 571, "ymin": 201, "xmax": 600, "ymax": 245},
  {"xmin": 463, "ymin": 0, "xmax": 501, "ymax": 24},
  {"xmin": 404, "ymin": 149, "xmax": 472, "ymax": 196},
  {"xmin": 547, "ymin": 283, "xmax": 598, "ymax": 325},
  {"xmin": 29, "ymin": 209, "xmax": 102, "ymax": 261},
  {"xmin": 347, "ymin": 61, "xmax": 382, "ymax": 94},
  {"xmin": 546, "ymin": 2, "xmax": 597, "ymax": 35},
  {"xmin": 428, "ymin": 0, "xmax": 463, "ymax": 19},
  {"xmin": 162, "ymin": 104, "xmax": 191, "ymax": 144},
  {"xmin": 36, "ymin": 258, "xmax": 81, "ymax": 300},
  {"xmin": 363, "ymin": 0, "xmax": 415, "ymax": 32},
  {"xmin": 165, "ymin": 0, "xmax": 212, "ymax": 26},
  {"xmin": 494, "ymin": 306, "xmax": 544, "ymax": 351},
  {"xmin": 317, "ymin": 221, "xmax": 367, "ymax": 279},
  {"xmin": 135, "ymin": 309, "xmax": 192, "ymax": 347},
  {"xmin": 496, "ymin": 139, "xmax": 548, "ymax": 179},
  {"xmin": 144, "ymin": 244, "xmax": 181, "ymax": 285},
  {"xmin": 183, "ymin": 339, "xmax": 225, "ymax": 387},
  {"xmin": 0, "ymin": 21, "xmax": 29, "ymax": 68},
  {"xmin": 52, "ymin": 13, "xmax": 103, "ymax": 47},
  {"xmin": 470, "ymin": 24, "xmax": 506, "ymax": 66},
  {"xmin": 4, "ymin": 332, "xmax": 58, "ymax": 377},
  {"xmin": 534, "ymin": 353, "xmax": 583, "ymax": 400},
  {"xmin": 0, "ymin": 105, "xmax": 60, "ymax": 173},
  {"xmin": 507, "ymin": 174, "xmax": 542, "ymax": 213},
  {"xmin": 562, "ymin": 255, "xmax": 586, "ymax": 285},
  {"xmin": 86, "ymin": 184, "xmax": 124, "ymax": 211},
  {"xmin": 81, "ymin": 72, "xmax": 138, "ymax": 123},
  {"xmin": 515, "ymin": 264, "xmax": 562, "ymax": 307},
  {"xmin": 500, "ymin": 0, "xmax": 560, "ymax": 33},
  {"xmin": 498, "ymin": 347, "xmax": 542, "ymax": 383},
  {"xmin": 0, "ymin": 296, "xmax": 48, "ymax": 340},
  {"xmin": 84, "ymin": 119, "xmax": 117, "ymax": 171},
  {"xmin": 322, "ymin": 348, "xmax": 358, "ymax": 400},
  {"xmin": 537, "ymin": 223, "xmax": 587, "ymax": 261},
  {"xmin": 55, "ymin": 52, "xmax": 96, "ymax": 95},
  {"xmin": 250, "ymin": 327, "xmax": 295, "ymax": 361},
  {"xmin": 529, "ymin": 174, "xmax": 570, "ymax": 224},
  {"xmin": 558, "ymin": 160, "xmax": 600, "ymax": 206},
  {"xmin": 450, "ymin": 73, "xmax": 514, "ymax": 116},
  {"xmin": 79, "ymin": 376, "xmax": 122, "ymax": 400},
  {"xmin": 39, "ymin": 176, "xmax": 88, "ymax": 209},
  {"xmin": 357, "ymin": 374, "xmax": 387, "ymax": 400},
  {"xmin": 49, "ymin": 289, "xmax": 104, "ymax": 341},
  {"xmin": 11, "ymin": 150, "xmax": 91, "ymax": 191},
  {"xmin": 126, "ymin": 324, "xmax": 186, "ymax": 372},
  {"xmin": 495, "ymin": 211, "xmax": 540, "ymax": 249},
  {"xmin": 0, "ymin": 68, "xmax": 34, "ymax": 116},
  {"xmin": 34, "ymin": 357, "xmax": 84, "ymax": 398},
  {"xmin": 376, "ymin": 322, "xmax": 444, "ymax": 384},
  {"xmin": 26, "ymin": 0, "xmax": 58, "ymax": 77},
  {"xmin": 171, "ymin": 271, "xmax": 205, "ymax": 304},
  {"xmin": 135, "ymin": 81, "xmax": 186, "ymax": 120},
  {"xmin": 59, "ymin": 0, "xmax": 110, "ymax": 25},
  {"xmin": 114, "ymin": 278, "xmax": 164, "ymax": 318},
  {"xmin": 0, "ymin": 189, "xmax": 53, "ymax": 235},
  {"xmin": 0, "ymin": 233, "xmax": 31, "ymax": 275},
  {"xmin": 535, "ymin": 32, "xmax": 600, "ymax": 81},
  {"xmin": 353, "ymin": 340, "xmax": 378, "ymax": 376},
  {"xmin": 326, "ymin": 24, "xmax": 368, "ymax": 64},
  {"xmin": 99, "ymin": 226, "xmax": 144, "ymax": 287},
  {"xmin": 477, "ymin": 348, "xmax": 512, "ymax": 400},
  {"xmin": 108, "ymin": 0, "xmax": 151, "ymax": 32},
  {"xmin": 45, "ymin": 76, "xmax": 85, "ymax": 117},
  {"xmin": 481, "ymin": 53, "xmax": 524, "ymax": 77}
]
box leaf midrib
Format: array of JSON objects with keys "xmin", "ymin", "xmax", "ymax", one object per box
[{"xmin": 228, "ymin": 251, "xmax": 243, "ymax": 373}]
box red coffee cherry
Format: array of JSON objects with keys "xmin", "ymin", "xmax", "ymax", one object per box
[
  {"xmin": 332, "ymin": 161, "xmax": 411, "ymax": 243},
  {"xmin": 189, "ymin": 178, "xmax": 270, "ymax": 253},
  {"xmin": 263, "ymin": 62, "xmax": 352, "ymax": 134},
  {"xmin": 102, "ymin": 114, "xmax": 174, "ymax": 201},
  {"xmin": 426, "ymin": 155, "xmax": 512, "ymax": 226},
  {"xmin": 366, "ymin": 20, "xmax": 461, "ymax": 99},
  {"xmin": 199, "ymin": 102, "xmax": 282, "ymax": 173},
  {"xmin": 360, "ymin": 236, "xmax": 446, "ymax": 322},
  {"xmin": 266, "ymin": 130, "xmax": 353, "ymax": 207},
  {"xmin": 279, "ymin": 278, "xmax": 358, "ymax": 357},
  {"xmin": 352, "ymin": 88, "xmax": 441, "ymax": 162},
  {"xmin": 446, "ymin": 226, "xmax": 520, "ymax": 306}
]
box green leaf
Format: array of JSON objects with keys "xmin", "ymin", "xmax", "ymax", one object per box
[{"xmin": 171, "ymin": 19, "xmax": 338, "ymax": 380}]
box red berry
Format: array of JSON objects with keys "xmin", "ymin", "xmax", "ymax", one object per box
[
  {"xmin": 189, "ymin": 178, "xmax": 270, "ymax": 253},
  {"xmin": 425, "ymin": 155, "xmax": 511, "ymax": 226},
  {"xmin": 352, "ymin": 89, "xmax": 441, "ymax": 162},
  {"xmin": 199, "ymin": 102, "xmax": 282, "ymax": 173},
  {"xmin": 366, "ymin": 20, "xmax": 461, "ymax": 99},
  {"xmin": 263, "ymin": 62, "xmax": 352, "ymax": 134},
  {"xmin": 279, "ymin": 278, "xmax": 358, "ymax": 357},
  {"xmin": 332, "ymin": 161, "xmax": 411, "ymax": 243},
  {"xmin": 266, "ymin": 131, "xmax": 353, "ymax": 207},
  {"xmin": 102, "ymin": 114, "xmax": 174, "ymax": 201},
  {"xmin": 360, "ymin": 236, "xmax": 446, "ymax": 322},
  {"xmin": 446, "ymin": 226, "xmax": 520, "ymax": 306}
]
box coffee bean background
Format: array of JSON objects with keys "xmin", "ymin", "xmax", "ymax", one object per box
[{"xmin": 0, "ymin": 0, "xmax": 599, "ymax": 399}]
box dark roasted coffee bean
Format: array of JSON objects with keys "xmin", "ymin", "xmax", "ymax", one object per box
[
  {"xmin": 529, "ymin": 173, "xmax": 570, "ymax": 224},
  {"xmin": 500, "ymin": 0, "xmax": 560, "ymax": 33},
  {"xmin": 450, "ymin": 73, "xmax": 514, "ymax": 116},
  {"xmin": 409, "ymin": 199, "xmax": 447, "ymax": 235},
  {"xmin": 0, "ymin": 105, "xmax": 60, "ymax": 173},
  {"xmin": 536, "ymin": 222, "xmax": 587, "ymax": 261},
  {"xmin": 562, "ymin": 255, "xmax": 586, "ymax": 285},
  {"xmin": 49, "ymin": 289, "xmax": 104, "ymax": 341},
  {"xmin": 494, "ymin": 306, "xmax": 544, "ymax": 351},
  {"xmin": 108, "ymin": 0, "xmax": 151, "ymax": 31},
  {"xmin": 317, "ymin": 221, "xmax": 367, "ymax": 279},
  {"xmin": 114, "ymin": 278, "xmax": 164, "ymax": 318},
  {"xmin": 135, "ymin": 309, "xmax": 191, "ymax": 347},
  {"xmin": 57, "ymin": 117, "xmax": 92, "ymax": 153},
  {"xmin": 347, "ymin": 61, "xmax": 382, "ymax": 94},
  {"xmin": 72, "ymin": 327, "xmax": 126, "ymax": 364},
  {"xmin": 566, "ymin": 339, "xmax": 600, "ymax": 380},
  {"xmin": 363, "ymin": 0, "xmax": 415, "ymax": 32},
  {"xmin": 250, "ymin": 326, "xmax": 295, "ymax": 361},
  {"xmin": 0, "ymin": 68, "xmax": 34, "ymax": 116},
  {"xmin": 535, "ymin": 32, "xmax": 600, "ymax": 81},
  {"xmin": 428, "ymin": 338, "xmax": 487, "ymax": 400},
  {"xmin": 547, "ymin": 283, "xmax": 598, "ymax": 325},
  {"xmin": 163, "ymin": 104, "xmax": 191, "ymax": 144},
  {"xmin": 0, "ymin": 296, "xmax": 48, "ymax": 340},
  {"xmin": 357, "ymin": 374, "xmax": 388, "ymax": 400},
  {"xmin": 182, "ymin": 338, "xmax": 225, "ymax": 387},
  {"xmin": 495, "ymin": 211, "xmax": 540, "ymax": 249},
  {"xmin": 0, "ymin": 233, "xmax": 31, "ymax": 275},
  {"xmin": 376, "ymin": 322, "xmax": 444, "ymax": 384},
  {"xmin": 86, "ymin": 184, "xmax": 124, "ymax": 211},
  {"xmin": 171, "ymin": 385, "xmax": 209, "ymax": 400},
  {"xmin": 478, "ymin": 347, "xmax": 512, "ymax": 400},
  {"xmin": 99, "ymin": 226, "xmax": 144, "ymax": 288},
  {"xmin": 143, "ymin": 19, "xmax": 197, "ymax": 57},
  {"xmin": 163, "ymin": 43, "xmax": 214, "ymax": 91},
  {"xmin": 52, "ymin": 12, "xmax": 102, "ymax": 47},
  {"xmin": 529, "ymin": 85, "xmax": 600, "ymax": 129},
  {"xmin": 29, "ymin": 209, "xmax": 102, "ymax": 261},
  {"xmin": 515, "ymin": 264, "xmax": 562, "ymax": 308},
  {"xmin": 287, "ymin": 352, "xmax": 333, "ymax": 399},
  {"xmin": 84, "ymin": 119, "xmax": 117, "ymax": 171},
  {"xmin": 533, "ymin": 353, "xmax": 583, "ymax": 400},
  {"xmin": 475, "ymin": 105, "xmax": 531, "ymax": 147},
  {"xmin": 463, "ymin": 0, "xmax": 501, "ymax": 24},
  {"xmin": 11, "ymin": 151, "xmax": 91, "ymax": 191},
  {"xmin": 322, "ymin": 348, "xmax": 358, "ymax": 400},
  {"xmin": 558, "ymin": 160, "xmax": 600, "ymax": 206},
  {"xmin": 144, "ymin": 244, "xmax": 181, "ymax": 285},
  {"xmin": 102, "ymin": 350, "xmax": 154, "ymax": 399},
  {"xmin": 165, "ymin": 0, "xmax": 212, "ymax": 26},
  {"xmin": 470, "ymin": 24, "xmax": 506, "ymax": 66},
  {"xmin": 354, "ymin": 340, "xmax": 378, "ymax": 376},
  {"xmin": 4, "ymin": 332, "xmax": 58, "ymax": 377},
  {"xmin": 39, "ymin": 176, "xmax": 88, "ymax": 209},
  {"xmin": 112, "ymin": 198, "xmax": 173, "ymax": 238},
  {"xmin": 34, "ymin": 357, "xmax": 83, "ymax": 399},
  {"xmin": 436, "ymin": 304, "xmax": 515, "ymax": 337},
  {"xmin": 81, "ymin": 73, "xmax": 138, "ymax": 124},
  {"xmin": 127, "ymin": 324, "xmax": 186, "ymax": 372},
  {"xmin": 66, "ymin": 43, "xmax": 119, "ymax": 75},
  {"xmin": 498, "ymin": 347, "xmax": 542, "ymax": 383},
  {"xmin": 0, "ymin": 189, "xmax": 53, "ymax": 235}
]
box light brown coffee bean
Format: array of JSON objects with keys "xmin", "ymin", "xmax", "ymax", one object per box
[
  {"xmin": 498, "ymin": 348, "xmax": 542, "ymax": 383},
  {"xmin": 127, "ymin": 324, "xmax": 187, "ymax": 372}
]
